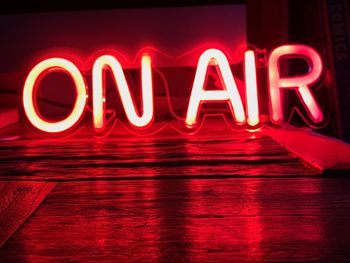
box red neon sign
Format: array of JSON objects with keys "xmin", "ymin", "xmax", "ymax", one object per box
[
  {"xmin": 92, "ymin": 54, "xmax": 154, "ymax": 132},
  {"xmin": 23, "ymin": 58, "xmax": 87, "ymax": 133},
  {"xmin": 22, "ymin": 44, "xmax": 324, "ymax": 135},
  {"xmin": 268, "ymin": 45, "xmax": 324, "ymax": 124},
  {"xmin": 185, "ymin": 48, "xmax": 246, "ymax": 127}
]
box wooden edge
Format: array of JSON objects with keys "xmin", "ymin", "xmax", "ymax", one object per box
[
  {"xmin": 0, "ymin": 181, "xmax": 56, "ymax": 248},
  {"xmin": 263, "ymin": 126, "xmax": 350, "ymax": 174}
]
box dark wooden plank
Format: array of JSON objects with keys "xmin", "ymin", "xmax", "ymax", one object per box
[
  {"xmin": 0, "ymin": 181, "xmax": 55, "ymax": 248},
  {"xmin": 0, "ymin": 129, "xmax": 319, "ymax": 181},
  {"xmin": 1, "ymin": 178, "xmax": 350, "ymax": 262}
]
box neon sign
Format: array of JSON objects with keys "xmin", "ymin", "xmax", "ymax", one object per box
[{"xmin": 22, "ymin": 44, "xmax": 324, "ymax": 135}]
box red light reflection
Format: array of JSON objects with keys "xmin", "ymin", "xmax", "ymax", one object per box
[{"xmin": 0, "ymin": 178, "xmax": 336, "ymax": 262}]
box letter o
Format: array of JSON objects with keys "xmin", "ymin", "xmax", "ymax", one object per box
[{"xmin": 22, "ymin": 58, "xmax": 87, "ymax": 133}]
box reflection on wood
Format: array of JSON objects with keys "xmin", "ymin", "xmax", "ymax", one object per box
[
  {"xmin": 0, "ymin": 130, "xmax": 319, "ymax": 180},
  {"xmin": 1, "ymin": 178, "xmax": 350, "ymax": 262},
  {"xmin": 0, "ymin": 125, "xmax": 340, "ymax": 261}
]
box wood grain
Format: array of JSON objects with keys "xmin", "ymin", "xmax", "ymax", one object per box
[
  {"xmin": 0, "ymin": 181, "xmax": 55, "ymax": 248},
  {"xmin": 1, "ymin": 178, "xmax": 350, "ymax": 262},
  {"xmin": 0, "ymin": 131, "xmax": 319, "ymax": 181},
  {"xmin": 1, "ymin": 127, "xmax": 345, "ymax": 261}
]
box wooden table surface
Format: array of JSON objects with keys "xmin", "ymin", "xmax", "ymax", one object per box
[{"xmin": 0, "ymin": 126, "xmax": 349, "ymax": 262}]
